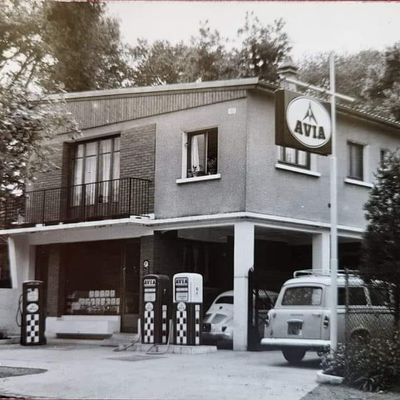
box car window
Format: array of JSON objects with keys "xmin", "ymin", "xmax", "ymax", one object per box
[
  {"xmin": 215, "ymin": 296, "xmax": 233, "ymax": 304},
  {"xmin": 369, "ymin": 286, "xmax": 391, "ymax": 306},
  {"xmin": 338, "ymin": 287, "xmax": 367, "ymax": 305},
  {"xmin": 282, "ymin": 287, "xmax": 322, "ymax": 306}
]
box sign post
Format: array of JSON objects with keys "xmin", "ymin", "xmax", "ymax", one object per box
[
  {"xmin": 329, "ymin": 52, "xmax": 338, "ymax": 353},
  {"xmin": 276, "ymin": 55, "xmax": 355, "ymax": 352}
]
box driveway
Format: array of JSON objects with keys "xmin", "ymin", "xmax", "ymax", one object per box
[{"xmin": 0, "ymin": 342, "xmax": 320, "ymax": 399}]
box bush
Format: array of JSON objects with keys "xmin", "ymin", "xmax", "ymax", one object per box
[{"xmin": 322, "ymin": 331, "xmax": 400, "ymax": 391}]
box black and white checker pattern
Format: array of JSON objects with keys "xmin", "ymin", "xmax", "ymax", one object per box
[
  {"xmin": 143, "ymin": 308, "xmax": 155, "ymax": 343},
  {"xmin": 25, "ymin": 314, "xmax": 40, "ymax": 344},
  {"xmin": 161, "ymin": 305, "xmax": 168, "ymax": 344},
  {"xmin": 175, "ymin": 310, "xmax": 187, "ymax": 345},
  {"xmin": 195, "ymin": 304, "xmax": 200, "ymax": 345}
]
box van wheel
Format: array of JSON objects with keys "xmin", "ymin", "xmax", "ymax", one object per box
[
  {"xmin": 350, "ymin": 330, "xmax": 370, "ymax": 343},
  {"xmin": 282, "ymin": 348, "xmax": 306, "ymax": 364}
]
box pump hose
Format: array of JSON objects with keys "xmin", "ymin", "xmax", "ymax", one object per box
[
  {"xmin": 113, "ymin": 323, "xmax": 142, "ymax": 352},
  {"xmin": 146, "ymin": 319, "xmax": 173, "ymax": 355},
  {"xmin": 15, "ymin": 294, "xmax": 23, "ymax": 328}
]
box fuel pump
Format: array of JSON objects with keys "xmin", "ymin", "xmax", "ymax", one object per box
[
  {"xmin": 20, "ymin": 280, "xmax": 46, "ymax": 346},
  {"xmin": 141, "ymin": 274, "xmax": 170, "ymax": 344},
  {"xmin": 173, "ymin": 273, "xmax": 203, "ymax": 345}
]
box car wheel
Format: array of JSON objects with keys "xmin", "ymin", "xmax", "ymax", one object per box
[{"xmin": 282, "ymin": 348, "xmax": 306, "ymax": 364}]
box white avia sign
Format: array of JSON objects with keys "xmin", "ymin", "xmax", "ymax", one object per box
[{"xmin": 286, "ymin": 96, "xmax": 331, "ymax": 149}]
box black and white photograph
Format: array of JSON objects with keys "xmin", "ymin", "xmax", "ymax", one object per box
[{"xmin": 0, "ymin": 1, "xmax": 400, "ymax": 399}]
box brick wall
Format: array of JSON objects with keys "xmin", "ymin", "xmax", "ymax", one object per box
[{"xmin": 120, "ymin": 124, "xmax": 156, "ymax": 213}]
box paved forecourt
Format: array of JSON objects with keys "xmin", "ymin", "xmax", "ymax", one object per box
[{"xmin": 0, "ymin": 342, "xmax": 319, "ymax": 400}]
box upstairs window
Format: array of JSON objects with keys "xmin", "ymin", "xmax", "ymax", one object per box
[
  {"xmin": 348, "ymin": 142, "xmax": 364, "ymax": 181},
  {"xmin": 380, "ymin": 149, "xmax": 390, "ymax": 164},
  {"xmin": 186, "ymin": 128, "xmax": 218, "ymax": 178},
  {"xmin": 278, "ymin": 146, "xmax": 310, "ymax": 169},
  {"xmin": 72, "ymin": 136, "xmax": 120, "ymax": 205}
]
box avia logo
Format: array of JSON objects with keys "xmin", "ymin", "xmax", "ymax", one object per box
[{"xmin": 286, "ymin": 96, "xmax": 331, "ymax": 149}]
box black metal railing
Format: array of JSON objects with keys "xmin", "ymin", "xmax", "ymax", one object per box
[{"xmin": 0, "ymin": 177, "xmax": 151, "ymax": 229}]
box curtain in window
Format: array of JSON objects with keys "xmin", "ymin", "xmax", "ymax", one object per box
[{"xmin": 191, "ymin": 135, "xmax": 200, "ymax": 173}]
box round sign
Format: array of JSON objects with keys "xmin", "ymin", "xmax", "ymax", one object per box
[
  {"xmin": 286, "ymin": 96, "xmax": 331, "ymax": 149},
  {"xmin": 145, "ymin": 302, "xmax": 153, "ymax": 311},
  {"xmin": 26, "ymin": 303, "xmax": 39, "ymax": 313},
  {"xmin": 177, "ymin": 302, "xmax": 186, "ymax": 312}
]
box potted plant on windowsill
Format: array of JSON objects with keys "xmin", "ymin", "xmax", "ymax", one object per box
[
  {"xmin": 207, "ymin": 158, "xmax": 217, "ymax": 175},
  {"xmin": 189, "ymin": 165, "xmax": 205, "ymax": 177}
]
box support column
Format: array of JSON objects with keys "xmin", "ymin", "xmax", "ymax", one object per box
[
  {"xmin": 312, "ymin": 232, "xmax": 330, "ymax": 274},
  {"xmin": 233, "ymin": 222, "xmax": 254, "ymax": 351},
  {"xmin": 8, "ymin": 235, "xmax": 35, "ymax": 289}
]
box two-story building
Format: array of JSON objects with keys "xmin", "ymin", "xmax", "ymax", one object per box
[{"xmin": 1, "ymin": 66, "xmax": 400, "ymax": 350}]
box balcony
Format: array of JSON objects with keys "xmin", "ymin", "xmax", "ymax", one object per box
[{"xmin": 0, "ymin": 177, "xmax": 152, "ymax": 229}]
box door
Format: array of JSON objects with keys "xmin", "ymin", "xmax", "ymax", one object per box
[
  {"xmin": 120, "ymin": 240, "xmax": 140, "ymax": 333},
  {"xmin": 273, "ymin": 285, "xmax": 324, "ymax": 340}
]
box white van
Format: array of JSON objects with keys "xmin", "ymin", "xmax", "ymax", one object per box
[{"xmin": 261, "ymin": 270, "xmax": 393, "ymax": 363}]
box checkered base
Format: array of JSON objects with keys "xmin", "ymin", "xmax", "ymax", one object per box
[
  {"xmin": 194, "ymin": 304, "xmax": 200, "ymax": 345},
  {"xmin": 143, "ymin": 309, "xmax": 155, "ymax": 344},
  {"xmin": 161, "ymin": 305, "xmax": 168, "ymax": 344},
  {"xmin": 174, "ymin": 303, "xmax": 202, "ymax": 346},
  {"xmin": 175, "ymin": 310, "xmax": 187, "ymax": 345},
  {"xmin": 25, "ymin": 314, "xmax": 40, "ymax": 344}
]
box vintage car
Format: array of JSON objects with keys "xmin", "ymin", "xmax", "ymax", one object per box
[
  {"xmin": 261, "ymin": 270, "xmax": 393, "ymax": 364},
  {"xmin": 202, "ymin": 289, "xmax": 278, "ymax": 347}
]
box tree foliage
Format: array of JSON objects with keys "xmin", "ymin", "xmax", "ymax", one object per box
[
  {"xmin": 236, "ymin": 13, "xmax": 290, "ymax": 81},
  {"xmin": 298, "ymin": 46, "xmax": 400, "ymax": 122},
  {"xmin": 0, "ymin": 0, "xmax": 133, "ymax": 92},
  {"xmin": 129, "ymin": 14, "xmax": 291, "ymax": 85},
  {"xmin": 0, "ymin": 0, "xmax": 48, "ymax": 89},
  {"xmin": 362, "ymin": 151, "xmax": 400, "ymax": 326},
  {"xmin": 42, "ymin": 0, "xmax": 133, "ymax": 92},
  {"xmin": 363, "ymin": 43, "xmax": 400, "ymax": 121},
  {"xmin": 0, "ymin": 86, "xmax": 78, "ymax": 201},
  {"xmin": 299, "ymin": 51, "xmax": 383, "ymax": 99}
]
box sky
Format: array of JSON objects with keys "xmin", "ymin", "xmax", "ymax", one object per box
[{"xmin": 107, "ymin": 1, "xmax": 400, "ymax": 62}]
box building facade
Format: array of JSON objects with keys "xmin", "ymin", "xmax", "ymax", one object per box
[{"xmin": 1, "ymin": 74, "xmax": 400, "ymax": 350}]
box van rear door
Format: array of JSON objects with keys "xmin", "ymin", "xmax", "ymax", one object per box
[{"xmin": 272, "ymin": 285, "xmax": 324, "ymax": 340}]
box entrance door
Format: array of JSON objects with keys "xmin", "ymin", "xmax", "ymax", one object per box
[{"xmin": 120, "ymin": 240, "xmax": 140, "ymax": 333}]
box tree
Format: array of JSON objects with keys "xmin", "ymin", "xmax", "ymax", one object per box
[
  {"xmin": 0, "ymin": 0, "xmax": 48, "ymax": 89},
  {"xmin": 298, "ymin": 50, "xmax": 384, "ymax": 100},
  {"xmin": 362, "ymin": 151, "xmax": 400, "ymax": 327},
  {"xmin": 130, "ymin": 39, "xmax": 189, "ymax": 86},
  {"xmin": 363, "ymin": 43, "xmax": 400, "ymax": 121},
  {"xmin": 129, "ymin": 15, "xmax": 291, "ymax": 85},
  {"xmin": 235, "ymin": 13, "xmax": 291, "ymax": 82},
  {"xmin": 42, "ymin": 0, "xmax": 133, "ymax": 92},
  {"xmin": 0, "ymin": 0, "xmax": 133, "ymax": 92},
  {"xmin": 0, "ymin": 85, "xmax": 78, "ymax": 202}
]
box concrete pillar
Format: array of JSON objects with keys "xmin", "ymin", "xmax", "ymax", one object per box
[
  {"xmin": 312, "ymin": 232, "xmax": 330, "ymax": 274},
  {"xmin": 8, "ymin": 235, "xmax": 35, "ymax": 289},
  {"xmin": 233, "ymin": 222, "xmax": 254, "ymax": 351},
  {"xmin": 47, "ymin": 246, "xmax": 61, "ymax": 316}
]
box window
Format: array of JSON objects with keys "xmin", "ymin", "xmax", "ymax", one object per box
[
  {"xmin": 282, "ymin": 287, "xmax": 322, "ymax": 306},
  {"xmin": 186, "ymin": 128, "xmax": 218, "ymax": 178},
  {"xmin": 278, "ymin": 146, "xmax": 310, "ymax": 169},
  {"xmin": 380, "ymin": 149, "xmax": 390, "ymax": 164},
  {"xmin": 338, "ymin": 287, "xmax": 367, "ymax": 306},
  {"xmin": 72, "ymin": 136, "xmax": 120, "ymax": 205},
  {"xmin": 216, "ymin": 296, "xmax": 233, "ymax": 305},
  {"xmin": 0, "ymin": 245, "xmax": 11, "ymax": 288},
  {"xmin": 348, "ymin": 142, "xmax": 364, "ymax": 181}
]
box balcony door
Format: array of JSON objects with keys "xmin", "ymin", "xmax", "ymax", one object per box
[{"xmin": 71, "ymin": 136, "xmax": 120, "ymax": 217}]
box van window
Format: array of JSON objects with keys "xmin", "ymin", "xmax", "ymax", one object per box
[
  {"xmin": 338, "ymin": 287, "xmax": 367, "ymax": 305},
  {"xmin": 216, "ymin": 296, "xmax": 233, "ymax": 304},
  {"xmin": 282, "ymin": 287, "xmax": 322, "ymax": 306},
  {"xmin": 369, "ymin": 287, "xmax": 391, "ymax": 306}
]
